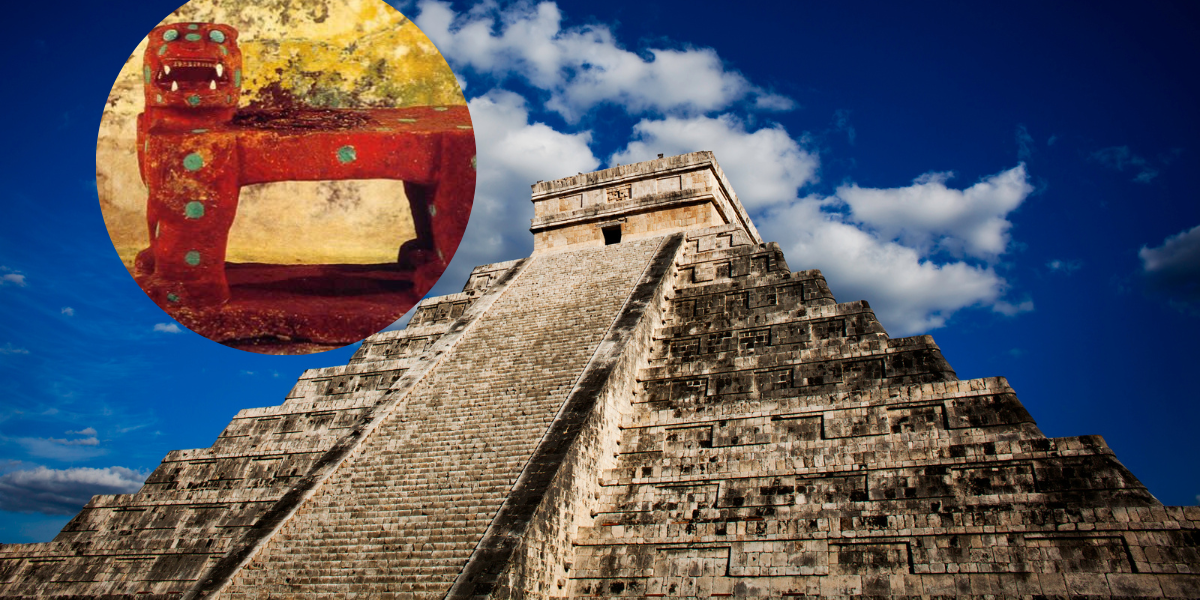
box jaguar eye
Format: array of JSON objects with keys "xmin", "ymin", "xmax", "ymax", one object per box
[
  {"xmin": 209, "ymin": 30, "xmax": 225, "ymax": 43},
  {"xmin": 163, "ymin": 29, "xmax": 178, "ymax": 42}
]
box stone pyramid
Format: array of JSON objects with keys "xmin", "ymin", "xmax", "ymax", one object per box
[{"xmin": 2, "ymin": 152, "xmax": 1197, "ymax": 599}]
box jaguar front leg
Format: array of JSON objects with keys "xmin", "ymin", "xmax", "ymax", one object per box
[{"xmin": 142, "ymin": 131, "xmax": 240, "ymax": 307}]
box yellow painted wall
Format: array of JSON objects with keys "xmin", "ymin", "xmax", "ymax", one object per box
[{"xmin": 97, "ymin": 0, "xmax": 467, "ymax": 266}]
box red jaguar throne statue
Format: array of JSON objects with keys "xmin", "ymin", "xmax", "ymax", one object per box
[{"xmin": 134, "ymin": 22, "xmax": 474, "ymax": 310}]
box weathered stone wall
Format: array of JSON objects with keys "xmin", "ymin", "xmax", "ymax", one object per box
[{"xmin": 568, "ymin": 224, "xmax": 1200, "ymax": 598}]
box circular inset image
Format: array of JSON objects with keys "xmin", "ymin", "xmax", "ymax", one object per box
[{"xmin": 97, "ymin": 0, "xmax": 475, "ymax": 354}]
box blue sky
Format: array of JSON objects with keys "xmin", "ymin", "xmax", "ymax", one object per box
[{"xmin": 2, "ymin": 0, "xmax": 1198, "ymax": 542}]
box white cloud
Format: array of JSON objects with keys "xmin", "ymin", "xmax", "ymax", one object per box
[
  {"xmin": 1046, "ymin": 259, "xmax": 1082, "ymax": 274},
  {"xmin": 0, "ymin": 343, "xmax": 29, "ymax": 355},
  {"xmin": 1092, "ymin": 146, "xmax": 1159, "ymax": 183},
  {"xmin": 609, "ymin": 114, "xmax": 819, "ymax": 210},
  {"xmin": 153, "ymin": 323, "xmax": 181, "ymax": 334},
  {"xmin": 755, "ymin": 94, "xmax": 798, "ymax": 112},
  {"xmin": 1016, "ymin": 125, "xmax": 1034, "ymax": 161},
  {"xmin": 414, "ymin": 0, "xmax": 786, "ymax": 120},
  {"xmin": 1140, "ymin": 223, "xmax": 1200, "ymax": 301},
  {"xmin": 746, "ymin": 165, "xmax": 1034, "ymax": 335},
  {"xmin": 50, "ymin": 436, "xmax": 99, "ymax": 446},
  {"xmin": 1140, "ymin": 223, "xmax": 1200, "ymax": 275},
  {"xmin": 0, "ymin": 273, "xmax": 25, "ymax": 287},
  {"xmin": 835, "ymin": 165, "xmax": 1032, "ymax": 260},
  {"xmin": 992, "ymin": 299, "xmax": 1035, "ymax": 316},
  {"xmin": 759, "ymin": 197, "xmax": 1023, "ymax": 334},
  {"xmin": 439, "ymin": 93, "xmax": 1027, "ymax": 336},
  {"xmin": 15, "ymin": 436, "xmax": 106, "ymax": 461},
  {"xmin": 61, "ymin": 307, "xmax": 75, "ymax": 316},
  {"xmin": 0, "ymin": 466, "xmax": 147, "ymax": 515},
  {"xmin": 471, "ymin": 89, "xmax": 600, "ymax": 189},
  {"xmin": 21, "ymin": 433, "xmax": 100, "ymax": 449},
  {"xmin": 833, "ymin": 109, "xmax": 856, "ymax": 145}
]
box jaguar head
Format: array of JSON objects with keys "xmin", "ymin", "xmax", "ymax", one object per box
[{"xmin": 143, "ymin": 23, "xmax": 242, "ymax": 111}]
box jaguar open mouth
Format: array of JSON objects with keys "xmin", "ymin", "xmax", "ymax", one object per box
[{"xmin": 156, "ymin": 59, "xmax": 228, "ymax": 92}]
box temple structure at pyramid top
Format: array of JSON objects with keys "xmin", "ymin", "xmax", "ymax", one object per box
[
  {"xmin": 529, "ymin": 152, "xmax": 761, "ymax": 252},
  {"xmin": 2, "ymin": 153, "xmax": 1197, "ymax": 599}
]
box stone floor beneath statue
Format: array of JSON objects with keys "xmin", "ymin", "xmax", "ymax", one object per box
[{"xmin": 131, "ymin": 262, "xmax": 425, "ymax": 354}]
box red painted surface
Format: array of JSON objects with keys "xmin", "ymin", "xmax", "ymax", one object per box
[{"xmin": 133, "ymin": 23, "xmax": 475, "ymax": 316}]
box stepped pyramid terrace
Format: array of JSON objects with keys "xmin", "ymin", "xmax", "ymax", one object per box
[{"xmin": 2, "ymin": 152, "xmax": 1197, "ymax": 599}]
